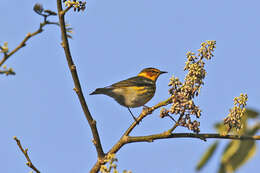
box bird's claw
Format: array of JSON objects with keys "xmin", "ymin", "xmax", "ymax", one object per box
[{"xmin": 142, "ymin": 105, "xmax": 152, "ymax": 114}]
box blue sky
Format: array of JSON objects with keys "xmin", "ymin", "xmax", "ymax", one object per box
[{"xmin": 1, "ymin": 0, "xmax": 260, "ymax": 172}]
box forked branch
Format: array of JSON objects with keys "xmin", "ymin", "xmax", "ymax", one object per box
[{"xmin": 0, "ymin": 17, "xmax": 58, "ymax": 67}]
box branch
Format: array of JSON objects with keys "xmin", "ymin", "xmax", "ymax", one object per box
[
  {"xmin": 125, "ymin": 96, "xmax": 174, "ymax": 136},
  {"xmin": 90, "ymin": 94, "xmax": 260, "ymax": 172},
  {"xmin": 128, "ymin": 133, "xmax": 260, "ymax": 143},
  {"xmin": 13, "ymin": 136, "xmax": 40, "ymax": 173},
  {"xmin": 90, "ymin": 96, "xmax": 174, "ymax": 173},
  {"xmin": 91, "ymin": 132, "xmax": 260, "ymax": 173},
  {"xmin": 0, "ymin": 21, "xmax": 59, "ymax": 67},
  {"xmin": 56, "ymin": 0, "xmax": 104, "ymax": 159}
]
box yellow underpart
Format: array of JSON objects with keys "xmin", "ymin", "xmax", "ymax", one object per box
[
  {"xmin": 130, "ymin": 86, "xmax": 147, "ymax": 95},
  {"xmin": 113, "ymin": 86, "xmax": 147, "ymax": 96}
]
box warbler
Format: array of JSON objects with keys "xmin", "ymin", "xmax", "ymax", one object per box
[{"xmin": 90, "ymin": 67, "xmax": 167, "ymax": 121}]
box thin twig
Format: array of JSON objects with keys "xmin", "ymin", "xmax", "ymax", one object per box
[
  {"xmin": 13, "ymin": 136, "xmax": 40, "ymax": 173},
  {"xmin": 56, "ymin": 0, "xmax": 104, "ymax": 159},
  {"xmin": 60, "ymin": 5, "xmax": 73, "ymax": 16},
  {"xmin": 0, "ymin": 21, "xmax": 59, "ymax": 67},
  {"xmin": 0, "ymin": 69, "xmax": 15, "ymax": 75}
]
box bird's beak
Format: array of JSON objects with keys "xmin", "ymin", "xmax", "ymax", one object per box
[{"xmin": 160, "ymin": 71, "xmax": 167, "ymax": 74}]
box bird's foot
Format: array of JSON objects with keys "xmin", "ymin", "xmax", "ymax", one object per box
[{"xmin": 142, "ymin": 105, "xmax": 152, "ymax": 115}]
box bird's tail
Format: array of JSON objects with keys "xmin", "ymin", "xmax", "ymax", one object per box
[{"xmin": 90, "ymin": 87, "xmax": 112, "ymax": 95}]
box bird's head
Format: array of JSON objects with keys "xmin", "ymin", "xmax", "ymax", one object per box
[{"xmin": 138, "ymin": 67, "xmax": 167, "ymax": 81}]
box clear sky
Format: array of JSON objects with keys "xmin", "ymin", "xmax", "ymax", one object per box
[{"xmin": 1, "ymin": 0, "xmax": 260, "ymax": 173}]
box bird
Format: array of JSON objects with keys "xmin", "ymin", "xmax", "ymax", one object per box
[{"xmin": 90, "ymin": 67, "xmax": 167, "ymax": 122}]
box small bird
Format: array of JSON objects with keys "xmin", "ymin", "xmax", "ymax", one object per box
[{"xmin": 90, "ymin": 67, "xmax": 167, "ymax": 121}]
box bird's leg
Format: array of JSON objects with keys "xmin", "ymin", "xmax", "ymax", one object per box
[
  {"xmin": 143, "ymin": 105, "xmax": 150, "ymax": 109},
  {"xmin": 166, "ymin": 115, "xmax": 177, "ymax": 123},
  {"xmin": 127, "ymin": 107, "xmax": 139, "ymax": 124}
]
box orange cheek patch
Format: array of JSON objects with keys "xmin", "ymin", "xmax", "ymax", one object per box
[
  {"xmin": 146, "ymin": 72, "xmax": 154, "ymax": 77},
  {"xmin": 138, "ymin": 71, "xmax": 159, "ymax": 81},
  {"xmin": 142, "ymin": 72, "xmax": 157, "ymax": 80}
]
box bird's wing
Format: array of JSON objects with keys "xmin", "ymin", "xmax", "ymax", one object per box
[{"xmin": 111, "ymin": 76, "xmax": 154, "ymax": 88}]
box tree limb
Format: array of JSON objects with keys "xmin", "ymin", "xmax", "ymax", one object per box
[{"xmin": 56, "ymin": 0, "xmax": 104, "ymax": 159}]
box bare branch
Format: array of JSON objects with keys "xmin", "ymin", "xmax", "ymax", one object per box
[
  {"xmin": 56, "ymin": 0, "xmax": 104, "ymax": 159},
  {"xmin": 128, "ymin": 133, "xmax": 260, "ymax": 143},
  {"xmin": 0, "ymin": 20, "xmax": 59, "ymax": 67},
  {"xmin": 13, "ymin": 136, "xmax": 40, "ymax": 173}
]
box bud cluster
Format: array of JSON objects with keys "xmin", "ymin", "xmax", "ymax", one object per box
[{"xmin": 160, "ymin": 41, "xmax": 216, "ymax": 133}]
